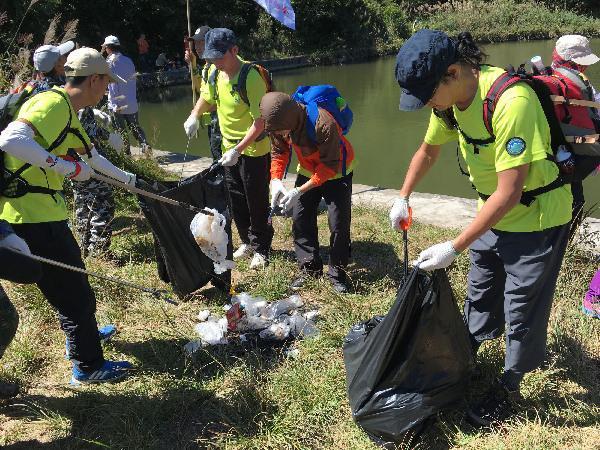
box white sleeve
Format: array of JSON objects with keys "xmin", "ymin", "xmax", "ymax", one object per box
[
  {"xmin": 83, "ymin": 147, "xmax": 134, "ymax": 184},
  {"xmin": 0, "ymin": 120, "xmax": 77, "ymax": 177}
]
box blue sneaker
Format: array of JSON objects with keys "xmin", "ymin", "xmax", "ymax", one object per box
[
  {"xmin": 65, "ymin": 324, "xmax": 117, "ymax": 360},
  {"xmin": 70, "ymin": 360, "xmax": 132, "ymax": 385}
]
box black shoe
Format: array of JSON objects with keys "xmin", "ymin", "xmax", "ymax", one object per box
[
  {"xmin": 467, "ymin": 379, "xmax": 520, "ymax": 427},
  {"xmin": 290, "ymin": 271, "xmax": 320, "ymax": 291},
  {"xmin": 329, "ymin": 276, "xmax": 350, "ymax": 294},
  {"xmin": 0, "ymin": 380, "xmax": 19, "ymax": 400}
]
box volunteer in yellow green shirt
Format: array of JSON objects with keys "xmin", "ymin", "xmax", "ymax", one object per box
[
  {"xmin": 183, "ymin": 28, "xmax": 273, "ymax": 269},
  {"xmin": 184, "ymin": 25, "xmax": 223, "ymax": 162},
  {"xmin": 0, "ymin": 48, "xmax": 135, "ymax": 384},
  {"xmin": 390, "ymin": 30, "xmax": 572, "ymax": 427}
]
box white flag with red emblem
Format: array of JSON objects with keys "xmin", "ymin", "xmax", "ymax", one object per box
[{"xmin": 253, "ymin": 0, "xmax": 296, "ymax": 30}]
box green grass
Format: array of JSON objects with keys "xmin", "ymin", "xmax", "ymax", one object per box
[{"xmin": 0, "ymin": 192, "xmax": 598, "ymax": 448}]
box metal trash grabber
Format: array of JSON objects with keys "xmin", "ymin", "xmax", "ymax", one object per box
[
  {"xmin": 399, "ymin": 207, "xmax": 413, "ymax": 279},
  {"xmin": 92, "ymin": 162, "xmax": 221, "ymax": 216},
  {"xmin": 11, "ymin": 249, "xmax": 178, "ymax": 305}
]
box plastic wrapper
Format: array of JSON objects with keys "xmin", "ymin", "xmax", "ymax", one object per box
[
  {"xmin": 343, "ymin": 269, "xmax": 474, "ymax": 445},
  {"xmin": 194, "ymin": 318, "xmax": 228, "ymax": 346},
  {"xmin": 190, "ymin": 208, "xmax": 235, "ymax": 275},
  {"xmin": 262, "ymin": 295, "xmax": 304, "ymax": 319},
  {"xmin": 259, "ymin": 322, "xmax": 291, "ymax": 341},
  {"xmin": 231, "ymin": 292, "xmax": 267, "ymax": 316}
]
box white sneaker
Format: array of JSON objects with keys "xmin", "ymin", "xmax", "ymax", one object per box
[
  {"xmin": 233, "ymin": 244, "xmax": 251, "ymax": 260},
  {"xmin": 249, "ymin": 253, "xmax": 267, "ymax": 269}
]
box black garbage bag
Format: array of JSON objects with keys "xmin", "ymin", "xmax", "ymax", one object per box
[
  {"xmin": 343, "ymin": 268, "xmax": 474, "ymax": 446},
  {"xmin": 138, "ymin": 167, "xmax": 232, "ymax": 298}
]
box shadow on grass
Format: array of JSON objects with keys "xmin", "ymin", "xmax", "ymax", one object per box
[
  {"xmin": 3, "ymin": 337, "xmax": 288, "ymax": 449},
  {"xmin": 347, "ymin": 240, "xmax": 403, "ymax": 292}
]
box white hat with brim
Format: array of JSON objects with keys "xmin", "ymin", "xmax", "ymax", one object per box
[
  {"xmin": 102, "ymin": 35, "xmax": 121, "ymax": 47},
  {"xmin": 33, "ymin": 41, "xmax": 75, "ymax": 72},
  {"xmin": 64, "ymin": 47, "xmax": 126, "ymax": 84},
  {"xmin": 556, "ymin": 34, "xmax": 600, "ymax": 66}
]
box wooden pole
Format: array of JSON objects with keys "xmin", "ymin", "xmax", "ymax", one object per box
[{"xmin": 186, "ymin": 0, "xmax": 197, "ymax": 105}]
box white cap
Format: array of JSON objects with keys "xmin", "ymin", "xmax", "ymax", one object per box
[
  {"xmin": 64, "ymin": 47, "xmax": 126, "ymax": 83},
  {"xmin": 555, "ymin": 35, "xmax": 599, "ymax": 66},
  {"xmin": 33, "ymin": 41, "xmax": 75, "ymax": 72},
  {"xmin": 102, "ymin": 35, "xmax": 121, "ymax": 47},
  {"xmin": 191, "ymin": 26, "xmax": 211, "ymax": 42}
]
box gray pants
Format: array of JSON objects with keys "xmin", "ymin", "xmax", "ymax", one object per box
[
  {"xmin": 73, "ymin": 179, "xmax": 115, "ymax": 256},
  {"xmin": 112, "ymin": 112, "xmax": 147, "ymax": 155},
  {"xmin": 465, "ymin": 224, "xmax": 570, "ymax": 376}
]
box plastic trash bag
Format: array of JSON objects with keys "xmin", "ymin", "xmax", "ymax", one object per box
[
  {"xmin": 343, "ymin": 268, "xmax": 474, "ymax": 446},
  {"xmin": 190, "ymin": 208, "xmax": 235, "ymax": 274},
  {"xmin": 138, "ymin": 168, "xmax": 232, "ymax": 298}
]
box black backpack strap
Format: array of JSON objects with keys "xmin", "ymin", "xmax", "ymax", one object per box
[
  {"xmin": 235, "ymin": 63, "xmax": 253, "ymax": 106},
  {"xmin": 433, "ymin": 107, "xmax": 494, "ymax": 147}
]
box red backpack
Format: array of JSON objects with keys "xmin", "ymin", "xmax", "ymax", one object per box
[{"xmin": 435, "ymin": 65, "xmax": 600, "ymax": 206}]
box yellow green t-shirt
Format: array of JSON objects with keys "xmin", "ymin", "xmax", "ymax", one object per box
[
  {"xmin": 201, "ymin": 57, "xmax": 270, "ymax": 157},
  {"xmin": 0, "ymin": 87, "xmax": 92, "ymax": 224},
  {"xmin": 424, "ymin": 65, "xmax": 572, "ymax": 232}
]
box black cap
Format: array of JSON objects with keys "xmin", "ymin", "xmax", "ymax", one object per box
[
  {"xmin": 191, "ymin": 25, "xmax": 211, "ymax": 42},
  {"xmin": 202, "ymin": 28, "xmax": 237, "ymax": 59},
  {"xmin": 395, "ymin": 29, "xmax": 458, "ymax": 111}
]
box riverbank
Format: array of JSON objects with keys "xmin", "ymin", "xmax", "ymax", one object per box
[
  {"xmin": 137, "ymin": 147, "xmax": 600, "ymax": 256},
  {"xmin": 2, "ymin": 147, "xmax": 598, "ymax": 449}
]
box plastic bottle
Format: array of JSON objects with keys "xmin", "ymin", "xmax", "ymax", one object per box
[
  {"xmin": 530, "ymin": 55, "xmax": 547, "ymax": 75},
  {"xmin": 556, "ymin": 145, "xmax": 576, "ymax": 175}
]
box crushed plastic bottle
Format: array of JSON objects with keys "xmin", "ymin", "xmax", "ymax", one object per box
[
  {"xmin": 237, "ymin": 315, "xmax": 272, "ymax": 332},
  {"xmin": 190, "ymin": 208, "xmax": 235, "ymax": 274},
  {"xmin": 231, "ymin": 292, "xmax": 268, "ymax": 316},
  {"xmin": 259, "ymin": 322, "xmax": 291, "ymax": 341},
  {"xmin": 194, "ymin": 317, "xmax": 228, "ymax": 345},
  {"xmin": 289, "ymin": 313, "xmax": 319, "ymax": 338},
  {"xmin": 262, "ymin": 295, "xmax": 304, "ymax": 319}
]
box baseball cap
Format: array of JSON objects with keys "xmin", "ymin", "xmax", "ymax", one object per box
[
  {"xmin": 102, "ymin": 35, "xmax": 121, "ymax": 47},
  {"xmin": 202, "ymin": 28, "xmax": 237, "ymax": 59},
  {"xmin": 64, "ymin": 47, "xmax": 126, "ymax": 83},
  {"xmin": 33, "ymin": 41, "xmax": 75, "ymax": 72},
  {"xmin": 191, "ymin": 26, "xmax": 211, "ymax": 42},
  {"xmin": 555, "ymin": 35, "xmax": 599, "ymax": 66},
  {"xmin": 395, "ymin": 29, "xmax": 458, "ymax": 111}
]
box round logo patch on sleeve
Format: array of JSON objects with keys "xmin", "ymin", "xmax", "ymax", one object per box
[{"xmin": 505, "ymin": 137, "xmax": 526, "ymax": 156}]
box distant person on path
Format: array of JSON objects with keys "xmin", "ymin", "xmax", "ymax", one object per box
[
  {"xmin": 184, "ymin": 25, "xmax": 222, "ymax": 162},
  {"xmin": 137, "ymin": 33, "xmax": 151, "ymax": 72},
  {"xmin": 102, "ymin": 35, "xmax": 151, "ymax": 156},
  {"xmin": 391, "ymin": 30, "xmax": 572, "ymax": 427},
  {"xmin": 184, "ymin": 28, "xmax": 273, "ymax": 269},
  {"xmin": 261, "ymin": 92, "xmax": 355, "ymax": 293}
]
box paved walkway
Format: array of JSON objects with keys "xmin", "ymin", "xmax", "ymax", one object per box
[{"xmin": 134, "ymin": 147, "xmax": 600, "ymax": 255}]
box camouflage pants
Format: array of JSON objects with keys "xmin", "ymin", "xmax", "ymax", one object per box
[
  {"xmin": 73, "ymin": 179, "xmax": 115, "ymax": 256},
  {"xmin": 0, "ymin": 285, "xmax": 18, "ymax": 360}
]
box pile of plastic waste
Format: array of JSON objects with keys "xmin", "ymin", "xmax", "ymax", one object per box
[
  {"xmin": 184, "ymin": 292, "xmax": 319, "ymax": 354},
  {"xmin": 189, "ymin": 208, "xmax": 235, "ymax": 274}
]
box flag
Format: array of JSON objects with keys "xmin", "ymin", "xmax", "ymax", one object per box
[{"xmin": 253, "ymin": 0, "xmax": 296, "ymax": 30}]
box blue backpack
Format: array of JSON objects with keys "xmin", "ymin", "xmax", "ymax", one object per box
[{"xmin": 291, "ymin": 85, "xmax": 353, "ymax": 143}]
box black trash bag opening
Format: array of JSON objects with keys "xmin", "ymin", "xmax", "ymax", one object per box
[
  {"xmin": 343, "ymin": 268, "xmax": 474, "ymax": 446},
  {"xmin": 138, "ymin": 167, "xmax": 233, "ymax": 299}
]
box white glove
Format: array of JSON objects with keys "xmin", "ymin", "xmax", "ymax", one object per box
[
  {"xmin": 0, "ymin": 233, "xmax": 31, "ymax": 255},
  {"xmin": 184, "ymin": 113, "xmax": 200, "ymax": 137},
  {"xmin": 414, "ymin": 241, "xmax": 459, "ymax": 271},
  {"xmin": 107, "ymin": 132, "xmax": 124, "ymax": 152},
  {"xmin": 389, "ymin": 197, "xmax": 410, "ymax": 231},
  {"xmin": 218, "ymin": 147, "xmax": 240, "ymax": 167},
  {"xmin": 270, "ymin": 179, "xmax": 288, "ymax": 209},
  {"xmin": 125, "ymin": 172, "xmax": 136, "ymax": 187},
  {"xmin": 280, "ymin": 187, "xmax": 301, "ymax": 212},
  {"xmin": 92, "ymin": 109, "xmax": 111, "ymax": 127},
  {"xmin": 50, "ymin": 157, "xmax": 92, "ymax": 182}
]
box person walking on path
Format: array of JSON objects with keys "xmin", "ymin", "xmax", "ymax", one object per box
[
  {"xmin": 184, "ymin": 28, "xmax": 273, "ymax": 269},
  {"xmin": 390, "ymin": 30, "xmax": 572, "ymax": 426},
  {"xmin": 261, "ymin": 92, "xmax": 355, "ymax": 293},
  {"xmin": 102, "ymin": 35, "xmax": 151, "ymax": 156},
  {"xmin": 184, "ymin": 25, "xmax": 223, "ymax": 162},
  {"xmin": 0, "ymin": 48, "xmax": 138, "ymax": 385},
  {"xmin": 136, "ymin": 33, "xmax": 151, "ymax": 73}
]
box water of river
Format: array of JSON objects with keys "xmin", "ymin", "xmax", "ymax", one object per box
[{"xmin": 138, "ymin": 39, "xmax": 600, "ymax": 215}]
